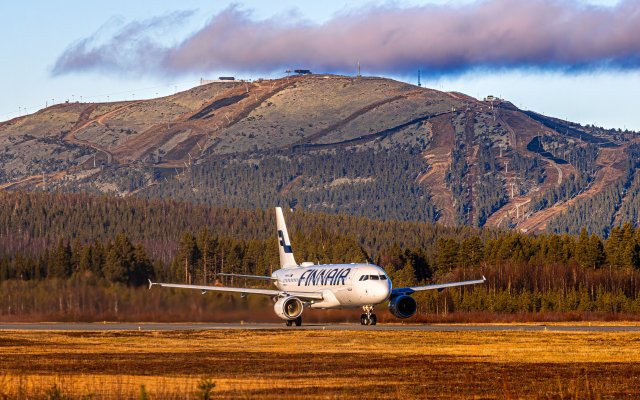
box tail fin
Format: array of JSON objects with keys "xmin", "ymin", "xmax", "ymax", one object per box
[{"xmin": 275, "ymin": 207, "xmax": 298, "ymax": 269}]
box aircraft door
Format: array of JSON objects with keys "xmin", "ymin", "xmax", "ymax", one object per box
[{"xmin": 334, "ymin": 268, "xmax": 355, "ymax": 305}]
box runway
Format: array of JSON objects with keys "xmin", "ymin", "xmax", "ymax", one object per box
[{"xmin": 1, "ymin": 322, "xmax": 639, "ymax": 332}]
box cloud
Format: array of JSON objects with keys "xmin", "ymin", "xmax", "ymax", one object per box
[
  {"xmin": 52, "ymin": 10, "xmax": 195, "ymax": 76},
  {"xmin": 52, "ymin": 0, "xmax": 640, "ymax": 77}
]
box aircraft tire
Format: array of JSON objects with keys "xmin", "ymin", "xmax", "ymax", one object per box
[
  {"xmin": 370, "ymin": 314, "xmax": 377, "ymax": 325},
  {"xmin": 295, "ymin": 316, "xmax": 302, "ymax": 326},
  {"xmin": 360, "ymin": 314, "xmax": 367, "ymax": 325},
  {"xmin": 286, "ymin": 320, "xmax": 293, "ymax": 326}
]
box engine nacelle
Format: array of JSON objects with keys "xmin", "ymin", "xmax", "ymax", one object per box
[
  {"xmin": 274, "ymin": 296, "xmax": 304, "ymax": 320},
  {"xmin": 388, "ymin": 295, "xmax": 417, "ymax": 319}
]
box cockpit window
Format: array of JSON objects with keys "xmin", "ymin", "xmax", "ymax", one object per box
[{"xmin": 360, "ymin": 274, "xmax": 387, "ymax": 281}]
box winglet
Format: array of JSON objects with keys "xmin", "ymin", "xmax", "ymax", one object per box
[
  {"xmin": 148, "ymin": 279, "xmax": 154, "ymax": 290},
  {"xmin": 482, "ymin": 275, "xmax": 487, "ymax": 281}
]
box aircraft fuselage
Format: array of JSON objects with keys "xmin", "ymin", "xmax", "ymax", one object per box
[{"xmin": 273, "ymin": 263, "xmax": 391, "ymax": 309}]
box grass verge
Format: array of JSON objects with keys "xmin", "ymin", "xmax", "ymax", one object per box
[{"xmin": 0, "ymin": 329, "xmax": 639, "ymax": 398}]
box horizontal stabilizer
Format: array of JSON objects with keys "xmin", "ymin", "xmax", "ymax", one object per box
[{"xmin": 216, "ymin": 273, "xmax": 277, "ymax": 280}]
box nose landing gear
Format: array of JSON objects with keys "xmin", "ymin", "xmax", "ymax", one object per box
[
  {"xmin": 286, "ymin": 316, "xmax": 302, "ymax": 326},
  {"xmin": 360, "ymin": 305, "xmax": 377, "ymax": 325}
]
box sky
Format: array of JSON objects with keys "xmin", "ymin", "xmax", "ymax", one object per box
[{"xmin": 1, "ymin": 0, "xmax": 639, "ymax": 131}]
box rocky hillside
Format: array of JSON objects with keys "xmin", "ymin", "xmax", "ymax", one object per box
[{"xmin": 1, "ymin": 74, "xmax": 638, "ymax": 235}]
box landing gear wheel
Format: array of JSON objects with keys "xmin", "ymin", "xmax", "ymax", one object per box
[
  {"xmin": 295, "ymin": 316, "xmax": 302, "ymax": 326},
  {"xmin": 361, "ymin": 305, "xmax": 375, "ymax": 325},
  {"xmin": 286, "ymin": 320, "xmax": 293, "ymax": 326}
]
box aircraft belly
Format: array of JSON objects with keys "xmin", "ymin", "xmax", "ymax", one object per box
[
  {"xmin": 309, "ymin": 289, "xmax": 342, "ymax": 309},
  {"xmin": 333, "ymin": 287, "xmax": 353, "ymax": 304}
]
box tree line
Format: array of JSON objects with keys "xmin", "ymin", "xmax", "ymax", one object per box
[
  {"xmin": 1, "ymin": 190, "xmax": 639, "ymax": 319},
  {"xmin": 1, "ymin": 190, "xmax": 639, "ymax": 282}
]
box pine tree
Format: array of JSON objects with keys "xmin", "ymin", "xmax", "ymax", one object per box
[
  {"xmin": 91, "ymin": 241, "xmax": 106, "ymax": 277},
  {"xmin": 104, "ymin": 247, "xmax": 127, "ymax": 283},
  {"xmin": 130, "ymin": 244, "xmax": 154, "ymax": 286},
  {"xmin": 587, "ymin": 234, "xmax": 606, "ymax": 269},
  {"xmin": 71, "ymin": 238, "xmax": 82, "ymax": 275},
  {"xmin": 174, "ymin": 232, "xmax": 199, "ymax": 283},
  {"xmin": 437, "ymin": 238, "xmax": 459, "ymax": 273},
  {"xmin": 458, "ymin": 237, "xmax": 484, "ymax": 267},
  {"xmin": 103, "ymin": 234, "xmax": 135, "ymax": 283},
  {"xmin": 575, "ymin": 229, "xmax": 591, "ymax": 268},
  {"xmin": 196, "ymin": 229, "xmax": 217, "ymax": 284},
  {"xmin": 50, "ymin": 239, "xmax": 72, "ymax": 279},
  {"xmin": 405, "ymin": 248, "xmax": 432, "ymax": 282},
  {"xmin": 606, "ymin": 226, "xmax": 623, "ymax": 267},
  {"xmin": 389, "ymin": 262, "xmax": 418, "ymax": 288},
  {"xmin": 378, "ymin": 244, "xmax": 405, "ymax": 272},
  {"xmin": 79, "ymin": 244, "xmax": 92, "ymax": 274}
]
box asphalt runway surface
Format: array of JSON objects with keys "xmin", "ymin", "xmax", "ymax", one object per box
[{"xmin": 1, "ymin": 323, "xmax": 639, "ymax": 332}]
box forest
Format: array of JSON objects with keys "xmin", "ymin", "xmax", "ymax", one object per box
[
  {"xmin": 1, "ymin": 190, "xmax": 639, "ymax": 321},
  {"xmin": 547, "ymin": 143, "xmax": 640, "ymax": 236},
  {"xmin": 142, "ymin": 147, "xmax": 438, "ymax": 223}
]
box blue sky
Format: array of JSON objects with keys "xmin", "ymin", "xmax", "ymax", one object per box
[{"xmin": 1, "ymin": 0, "xmax": 638, "ymax": 131}]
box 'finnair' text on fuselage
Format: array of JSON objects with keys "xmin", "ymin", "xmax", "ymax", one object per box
[{"xmin": 298, "ymin": 268, "xmax": 350, "ymax": 286}]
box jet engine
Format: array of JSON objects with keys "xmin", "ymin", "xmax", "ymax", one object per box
[
  {"xmin": 274, "ymin": 296, "xmax": 304, "ymax": 320},
  {"xmin": 388, "ymin": 295, "xmax": 417, "ymax": 319}
]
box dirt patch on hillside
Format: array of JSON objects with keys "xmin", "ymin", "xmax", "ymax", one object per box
[
  {"xmin": 517, "ymin": 147, "xmax": 627, "ymax": 232},
  {"xmin": 419, "ymin": 114, "xmax": 457, "ymax": 226}
]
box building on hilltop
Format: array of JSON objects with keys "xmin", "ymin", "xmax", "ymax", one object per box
[{"xmin": 200, "ymin": 77, "xmax": 238, "ymax": 85}]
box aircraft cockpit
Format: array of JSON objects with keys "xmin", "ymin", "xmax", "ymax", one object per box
[{"xmin": 358, "ymin": 274, "xmax": 388, "ymax": 281}]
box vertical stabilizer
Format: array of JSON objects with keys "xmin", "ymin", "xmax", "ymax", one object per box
[{"xmin": 275, "ymin": 207, "xmax": 298, "ymax": 269}]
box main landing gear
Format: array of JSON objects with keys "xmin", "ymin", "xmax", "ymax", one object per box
[
  {"xmin": 360, "ymin": 305, "xmax": 377, "ymax": 325},
  {"xmin": 285, "ymin": 316, "xmax": 302, "ymax": 327}
]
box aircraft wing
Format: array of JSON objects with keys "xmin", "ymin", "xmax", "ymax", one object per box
[
  {"xmin": 392, "ymin": 276, "xmax": 486, "ymax": 295},
  {"xmin": 148, "ymin": 280, "xmax": 324, "ymax": 301},
  {"xmin": 216, "ymin": 273, "xmax": 277, "ymax": 281}
]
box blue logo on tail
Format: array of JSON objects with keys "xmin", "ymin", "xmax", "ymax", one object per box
[{"xmin": 277, "ymin": 230, "xmax": 293, "ymax": 254}]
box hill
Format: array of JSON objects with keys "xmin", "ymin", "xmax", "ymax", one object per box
[{"xmin": 1, "ymin": 74, "xmax": 638, "ymax": 235}]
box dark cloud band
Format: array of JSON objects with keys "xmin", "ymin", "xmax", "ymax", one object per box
[{"xmin": 52, "ymin": 1, "xmax": 640, "ymax": 77}]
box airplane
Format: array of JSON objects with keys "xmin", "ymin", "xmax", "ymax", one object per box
[{"xmin": 149, "ymin": 207, "xmax": 486, "ymax": 326}]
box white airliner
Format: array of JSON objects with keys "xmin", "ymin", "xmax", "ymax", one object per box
[{"xmin": 149, "ymin": 207, "xmax": 485, "ymax": 325}]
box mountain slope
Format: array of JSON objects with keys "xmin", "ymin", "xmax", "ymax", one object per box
[{"xmin": 1, "ymin": 74, "xmax": 638, "ymax": 234}]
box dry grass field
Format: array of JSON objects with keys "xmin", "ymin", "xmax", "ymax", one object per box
[{"xmin": 1, "ymin": 328, "xmax": 639, "ymax": 399}]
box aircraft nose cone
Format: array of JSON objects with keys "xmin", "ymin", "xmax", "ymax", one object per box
[
  {"xmin": 383, "ymin": 280, "xmax": 391, "ymax": 300},
  {"xmin": 372, "ymin": 281, "xmax": 391, "ymax": 302}
]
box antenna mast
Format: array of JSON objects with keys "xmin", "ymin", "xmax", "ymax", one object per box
[{"xmin": 418, "ymin": 69, "xmax": 421, "ymax": 87}]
